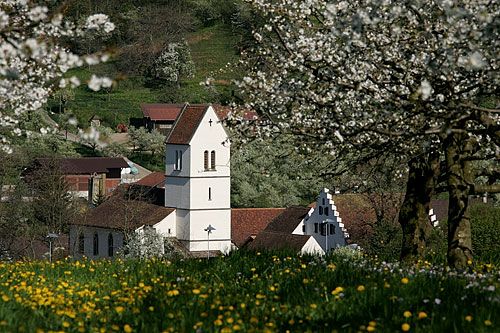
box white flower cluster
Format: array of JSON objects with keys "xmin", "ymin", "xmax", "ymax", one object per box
[
  {"xmin": 88, "ymin": 75, "xmax": 113, "ymax": 92},
  {"xmin": 236, "ymin": 0, "xmax": 498, "ymax": 164},
  {"xmin": 0, "ymin": 0, "xmax": 114, "ymax": 153}
]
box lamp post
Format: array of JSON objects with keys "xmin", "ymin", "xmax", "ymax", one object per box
[
  {"xmin": 204, "ymin": 224, "xmax": 216, "ymax": 259},
  {"xmin": 46, "ymin": 233, "xmax": 59, "ymax": 263}
]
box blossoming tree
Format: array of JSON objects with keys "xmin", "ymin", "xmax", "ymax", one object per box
[
  {"xmin": 234, "ymin": 0, "xmax": 499, "ymax": 268},
  {"xmin": 0, "ymin": 0, "xmax": 114, "ymax": 153}
]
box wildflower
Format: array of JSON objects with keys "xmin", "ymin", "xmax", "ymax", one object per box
[
  {"xmin": 401, "ymin": 323, "xmax": 410, "ymax": 331},
  {"xmin": 124, "ymin": 324, "xmax": 133, "ymax": 333},
  {"xmin": 357, "ymin": 285, "xmax": 365, "ymax": 292},
  {"xmin": 369, "ymin": 321, "xmax": 376, "ymax": 327},
  {"xmin": 484, "ymin": 320, "xmax": 492, "ymax": 326},
  {"xmin": 214, "ymin": 319, "xmax": 223, "ymax": 326},
  {"xmin": 465, "ymin": 315, "xmax": 473, "ymax": 322},
  {"xmin": 310, "ymin": 303, "xmax": 317, "ymax": 309},
  {"xmin": 403, "ymin": 311, "xmax": 412, "ymax": 318},
  {"xmin": 1, "ymin": 295, "xmax": 9, "ymax": 302},
  {"xmin": 367, "ymin": 326, "xmax": 375, "ymax": 332},
  {"xmin": 418, "ymin": 312, "xmax": 427, "ymax": 319},
  {"xmin": 62, "ymin": 322, "xmax": 70, "ymax": 328},
  {"xmin": 331, "ymin": 286, "xmax": 344, "ymax": 295},
  {"xmin": 401, "ymin": 277, "xmax": 409, "ymax": 284},
  {"xmin": 115, "ymin": 306, "xmax": 124, "ymax": 314},
  {"xmin": 192, "ymin": 289, "xmax": 201, "ymax": 295},
  {"xmin": 434, "ymin": 298, "xmax": 441, "ymax": 305}
]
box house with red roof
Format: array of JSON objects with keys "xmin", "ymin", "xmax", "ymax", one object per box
[{"xmin": 140, "ymin": 103, "xmax": 185, "ymax": 135}]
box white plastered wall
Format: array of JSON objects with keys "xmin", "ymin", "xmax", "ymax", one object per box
[
  {"xmin": 69, "ymin": 225, "xmax": 124, "ymax": 259},
  {"xmin": 300, "ymin": 236, "xmax": 325, "ymax": 255},
  {"xmin": 295, "ymin": 188, "xmax": 348, "ymax": 252}
]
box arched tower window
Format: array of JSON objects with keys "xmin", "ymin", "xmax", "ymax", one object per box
[
  {"xmin": 211, "ymin": 150, "xmax": 216, "ymax": 170},
  {"xmin": 324, "ymin": 207, "xmax": 329, "ymax": 216},
  {"xmin": 108, "ymin": 233, "xmax": 114, "ymax": 257},
  {"xmin": 78, "ymin": 233, "xmax": 84, "ymax": 254},
  {"xmin": 319, "ymin": 206, "xmax": 323, "ymax": 215},
  {"xmin": 93, "ymin": 233, "xmax": 99, "ymax": 256},
  {"xmin": 204, "ymin": 150, "xmax": 209, "ymax": 170}
]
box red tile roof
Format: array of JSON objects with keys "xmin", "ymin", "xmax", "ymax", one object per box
[
  {"xmin": 141, "ymin": 104, "xmax": 185, "ymax": 121},
  {"xmin": 135, "ymin": 172, "xmax": 166, "ymax": 188},
  {"xmin": 166, "ymin": 104, "xmax": 210, "ymax": 145},
  {"xmin": 248, "ymin": 232, "xmax": 311, "ymax": 252},
  {"xmin": 72, "ymin": 186, "xmax": 175, "ymax": 230},
  {"xmin": 34, "ymin": 157, "xmax": 129, "ymax": 175},
  {"xmin": 231, "ymin": 208, "xmax": 285, "ymax": 247}
]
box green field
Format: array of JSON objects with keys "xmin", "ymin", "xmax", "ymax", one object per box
[
  {"xmin": 0, "ymin": 250, "xmax": 498, "ymax": 332},
  {"xmin": 50, "ymin": 24, "xmax": 241, "ymax": 130}
]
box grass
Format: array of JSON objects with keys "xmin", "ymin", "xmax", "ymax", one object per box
[
  {"xmin": 48, "ymin": 24, "xmax": 241, "ymax": 130},
  {"xmin": 0, "ymin": 250, "xmax": 498, "ymax": 332}
]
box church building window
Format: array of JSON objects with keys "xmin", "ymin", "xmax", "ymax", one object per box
[
  {"xmin": 78, "ymin": 233, "xmax": 84, "ymax": 254},
  {"xmin": 108, "ymin": 233, "xmax": 114, "ymax": 257},
  {"xmin": 211, "ymin": 150, "xmax": 216, "ymax": 170},
  {"xmin": 325, "ymin": 207, "xmax": 329, "ymax": 216},
  {"xmin": 93, "ymin": 233, "xmax": 99, "ymax": 256},
  {"xmin": 330, "ymin": 224, "xmax": 335, "ymax": 234},
  {"xmin": 319, "ymin": 206, "xmax": 323, "ymax": 215},
  {"xmin": 175, "ymin": 150, "xmax": 183, "ymax": 170},
  {"xmin": 208, "ymin": 187, "xmax": 212, "ymax": 201},
  {"xmin": 314, "ymin": 223, "xmax": 318, "ymax": 233},
  {"xmin": 204, "ymin": 150, "xmax": 209, "ymax": 170}
]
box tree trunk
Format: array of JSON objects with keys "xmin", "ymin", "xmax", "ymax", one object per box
[
  {"xmin": 445, "ymin": 132, "xmax": 475, "ymax": 269},
  {"xmin": 399, "ymin": 153, "xmax": 439, "ymax": 261}
]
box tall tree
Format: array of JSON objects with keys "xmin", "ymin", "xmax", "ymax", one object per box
[{"xmin": 233, "ymin": 0, "xmax": 499, "ymax": 267}]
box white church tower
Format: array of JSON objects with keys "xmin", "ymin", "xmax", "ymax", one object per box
[{"xmin": 165, "ymin": 104, "xmax": 231, "ymax": 253}]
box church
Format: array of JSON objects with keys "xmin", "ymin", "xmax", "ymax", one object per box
[{"xmin": 69, "ymin": 104, "xmax": 350, "ymax": 258}]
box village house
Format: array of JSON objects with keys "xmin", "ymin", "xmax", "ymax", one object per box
[
  {"xmin": 29, "ymin": 157, "xmax": 129, "ymax": 202},
  {"xmin": 140, "ymin": 103, "xmax": 185, "ymax": 135},
  {"xmin": 69, "ymin": 104, "xmax": 352, "ymax": 258}
]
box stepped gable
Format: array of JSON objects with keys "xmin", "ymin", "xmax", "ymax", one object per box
[
  {"xmin": 73, "ymin": 185, "xmax": 175, "ymax": 230},
  {"xmin": 231, "ymin": 208, "xmax": 286, "ymax": 248},
  {"xmin": 140, "ymin": 103, "xmax": 185, "ymax": 121},
  {"xmin": 166, "ymin": 104, "xmax": 209, "ymax": 145}
]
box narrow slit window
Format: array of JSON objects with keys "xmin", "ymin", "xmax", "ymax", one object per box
[
  {"xmin": 108, "ymin": 233, "xmax": 114, "ymax": 257},
  {"xmin": 208, "ymin": 187, "xmax": 212, "ymax": 201},
  {"xmin": 93, "ymin": 233, "xmax": 99, "ymax": 256},
  {"xmin": 211, "ymin": 150, "xmax": 216, "ymax": 170},
  {"xmin": 319, "ymin": 206, "xmax": 323, "ymax": 215},
  {"xmin": 330, "ymin": 224, "xmax": 335, "ymax": 235},
  {"xmin": 302, "ymin": 225, "xmax": 305, "ymax": 233},
  {"xmin": 78, "ymin": 233, "xmax": 84, "ymax": 254},
  {"xmin": 204, "ymin": 150, "xmax": 209, "ymax": 170},
  {"xmin": 324, "ymin": 207, "xmax": 329, "ymax": 216},
  {"xmin": 314, "ymin": 223, "xmax": 318, "ymax": 233}
]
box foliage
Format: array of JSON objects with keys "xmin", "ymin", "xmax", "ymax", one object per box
[
  {"xmin": 26, "ymin": 158, "xmax": 76, "ymax": 234},
  {"xmin": 128, "ymin": 127, "xmax": 164, "ymax": 158},
  {"xmin": 0, "ymin": 0, "xmax": 114, "ymax": 153},
  {"xmin": 147, "ymin": 42, "xmax": 195, "ymax": 87},
  {"xmin": 471, "ymin": 203, "xmax": 500, "ymax": 263},
  {"xmin": 0, "ymin": 251, "xmax": 498, "ymax": 331},
  {"xmin": 120, "ymin": 228, "xmax": 183, "ymax": 260},
  {"xmin": 231, "ymin": 137, "xmax": 328, "ymax": 208}
]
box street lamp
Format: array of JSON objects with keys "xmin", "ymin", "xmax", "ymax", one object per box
[
  {"xmin": 204, "ymin": 224, "xmax": 216, "ymax": 259},
  {"xmin": 322, "ymin": 219, "xmax": 335, "ymax": 255},
  {"xmin": 46, "ymin": 233, "xmax": 59, "ymax": 263}
]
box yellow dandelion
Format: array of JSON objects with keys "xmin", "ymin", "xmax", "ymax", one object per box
[
  {"xmin": 465, "ymin": 315, "xmax": 473, "ymax": 322},
  {"xmin": 357, "ymin": 285, "xmax": 365, "ymax": 292},
  {"xmin": 418, "ymin": 312, "xmax": 427, "ymax": 319},
  {"xmin": 233, "ymin": 324, "xmax": 241, "ymax": 331},
  {"xmin": 1, "ymin": 295, "xmax": 9, "ymax": 302},
  {"xmin": 310, "ymin": 303, "xmax": 317, "ymax": 309},
  {"xmin": 401, "ymin": 323, "xmax": 410, "ymax": 331},
  {"xmin": 214, "ymin": 319, "xmax": 223, "ymax": 326},
  {"xmin": 403, "ymin": 311, "xmax": 412, "ymax": 318},
  {"xmin": 331, "ymin": 286, "xmax": 344, "ymax": 295},
  {"xmin": 401, "ymin": 277, "xmax": 409, "ymax": 284},
  {"xmin": 115, "ymin": 306, "xmax": 124, "ymax": 314},
  {"xmin": 484, "ymin": 320, "xmax": 492, "ymax": 326},
  {"xmin": 367, "ymin": 326, "xmax": 376, "ymax": 332},
  {"xmin": 369, "ymin": 321, "xmax": 376, "ymax": 327},
  {"xmin": 192, "ymin": 289, "xmax": 200, "ymax": 295},
  {"xmin": 62, "ymin": 322, "xmax": 70, "ymax": 328},
  {"xmin": 124, "ymin": 324, "xmax": 133, "ymax": 333}
]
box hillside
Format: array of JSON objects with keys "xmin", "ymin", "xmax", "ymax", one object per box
[{"xmin": 47, "ymin": 24, "xmax": 241, "ymax": 130}]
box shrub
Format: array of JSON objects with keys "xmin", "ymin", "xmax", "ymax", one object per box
[{"xmin": 471, "ymin": 203, "xmax": 500, "ymax": 263}]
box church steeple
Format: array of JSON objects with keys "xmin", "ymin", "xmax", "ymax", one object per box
[{"xmin": 165, "ymin": 104, "xmax": 231, "ymax": 253}]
